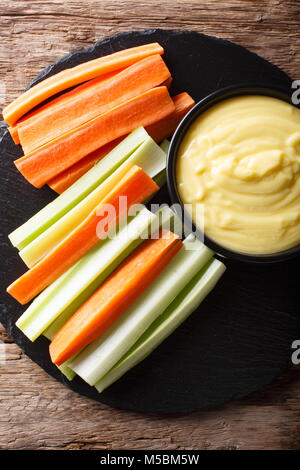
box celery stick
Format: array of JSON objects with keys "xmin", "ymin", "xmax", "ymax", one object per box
[
  {"xmin": 43, "ymin": 288, "xmax": 96, "ymax": 341},
  {"xmin": 160, "ymin": 139, "xmax": 170, "ymax": 154},
  {"xmin": 19, "ymin": 136, "xmax": 167, "ymax": 267},
  {"xmin": 148, "ymin": 140, "xmax": 169, "ymax": 189},
  {"xmin": 152, "ymin": 169, "xmax": 166, "ymax": 190},
  {"xmin": 95, "ymin": 258, "xmax": 226, "ymax": 392},
  {"xmin": 43, "ymin": 205, "xmax": 179, "ymax": 342},
  {"xmin": 9, "ymin": 127, "xmax": 148, "ymax": 250},
  {"xmin": 150, "ymin": 205, "xmax": 183, "ymax": 238},
  {"xmin": 68, "ymin": 235, "xmax": 213, "ymax": 386},
  {"xmin": 16, "ymin": 208, "xmax": 156, "ymax": 341},
  {"xmin": 58, "ymin": 363, "xmax": 76, "ymax": 381},
  {"xmin": 143, "ymin": 140, "xmax": 169, "ymax": 202}
]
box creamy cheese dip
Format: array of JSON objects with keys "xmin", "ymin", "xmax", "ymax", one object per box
[{"xmin": 176, "ymin": 95, "xmax": 300, "ymax": 254}]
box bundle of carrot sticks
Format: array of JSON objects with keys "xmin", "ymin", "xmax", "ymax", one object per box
[{"xmin": 4, "ymin": 43, "xmax": 195, "ymax": 193}]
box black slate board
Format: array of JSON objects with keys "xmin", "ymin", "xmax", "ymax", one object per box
[{"xmin": 1, "ymin": 29, "xmax": 299, "ymax": 413}]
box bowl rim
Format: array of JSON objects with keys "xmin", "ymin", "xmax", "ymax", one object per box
[{"xmin": 166, "ymin": 83, "xmax": 300, "ymax": 263}]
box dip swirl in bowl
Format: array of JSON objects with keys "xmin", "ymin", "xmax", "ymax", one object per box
[{"xmin": 176, "ymin": 95, "xmax": 300, "ymax": 255}]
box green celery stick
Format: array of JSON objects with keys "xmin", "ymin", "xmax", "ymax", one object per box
[
  {"xmin": 68, "ymin": 235, "xmax": 213, "ymax": 386},
  {"xmin": 43, "ymin": 282, "xmax": 105, "ymax": 342},
  {"xmin": 58, "ymin": 363, "xmax": 76, "ymax": 381},
  {"xmin": 9, "ymin": 127, "xmax": 148, "ymax": 250},
  {"xmin": 95, "ymin": 258, "xmax": 226, "ymax": 392},
  {"xmin": 153, "ymin": 169, "xmax": 166, "ymax": 189},
  {"xmin": 160, "ymin": 139, "xmax": 170, "ymax": 154},
  {"xmin": 150, "ymin": 140, "xmax": 169, "ymax": 188}
]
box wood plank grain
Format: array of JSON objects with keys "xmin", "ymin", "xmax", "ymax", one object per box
[{"xmin": 1, "ymin": 0, "xmax": 300, "ymax": 450}]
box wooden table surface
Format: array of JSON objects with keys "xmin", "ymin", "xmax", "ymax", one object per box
[{"xmin": 1, "ymin": 0, "xmax": 300, "ymax": 450}]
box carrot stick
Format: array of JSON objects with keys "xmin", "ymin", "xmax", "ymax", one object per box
[
  {"xmin": 8, "ymin": 126, "xmax": 20, "ymax": 145},
  {"xmin": 7, "ymin": 165, "xmax": 159, "ymax": 305},
  {"xmin": 3, "ymin": 43, "xmax": 164, "ymax": 126},
  {"xmin": 147, "ymin": 92, "xmax": 195, "ymax": 143},
  {"xmin": 18, "ymin": 55, "xmax": 171, "ymax": 154},
  {"xmin": 47, "ymin": 92, "xmax": 194, "ymax": 194},
  {"xmin": 14, "ymin": 86, "xmax": 174, "ymax": 188},
  {"xmin": 49, "ymin": 230, "xmax": 183, "ymax": 366},
  {"xmin": 48, "ymin": 138, "xmax": 123, "ymax": 194},
  {"xmin": 8, "ymin": 70, "xmax": 121, "ymax": 147},
  {"xmin": 161, "ymin": 76, "xmax": 173, "ymax": 89}
]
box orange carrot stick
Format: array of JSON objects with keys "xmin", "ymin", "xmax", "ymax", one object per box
[
  {"xmin": 18, "ymin": 55, "xmax": 171, "ymax": 154},
  {"xmin": 147, "ymin": 92, "xmax": 195, "ymax": 143},
  {"xmin": 7, "ymin": 166, "xmax": 159, "ymax": 305},
  {"xmin": 14, "ymin": 86, "xmax": 175, "ymax": 188},
  {"xmin": 48, "ymin": 138, "xmax": 123, "ymax": 194},
  {"xmin": 47, "ymin": 92, "xmax": 194, "ymax": 194},
  {"xmin": 49, "ymin": 230, "xmax": 183, "ymax": 366},
  {"xmin": 3, "ymin": 43, "xmax": 164, "ymax": 126},
  {"xmin": 8, "ymin": 69, "xmax": 122, "ymax": 147},
  {"xmin": 8, "ymin": 126, "xmax": 20, "ymax": 145}
]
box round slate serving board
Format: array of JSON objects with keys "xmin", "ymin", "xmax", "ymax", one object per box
[{"xmin": 1, "ymin": 29, "xmax": 299, "ymax": 413}]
